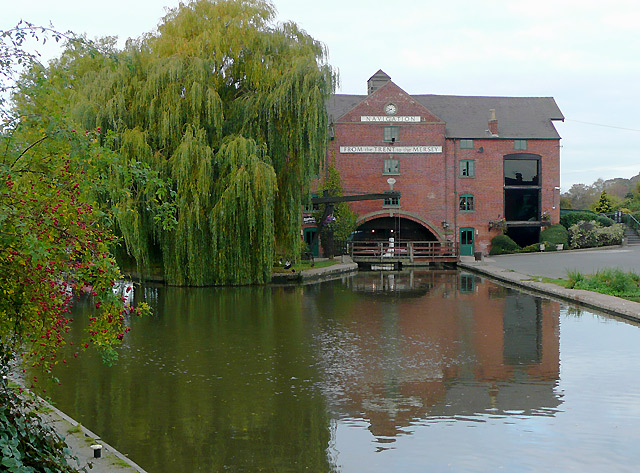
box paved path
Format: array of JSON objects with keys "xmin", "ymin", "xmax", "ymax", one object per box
[
  {"xmin": 486, "ymin": 245, "xmax": 640, "ymax": 279},
  {"xmin": 458, "ymin": 245, "xmax": 640, "ymax": 321}
]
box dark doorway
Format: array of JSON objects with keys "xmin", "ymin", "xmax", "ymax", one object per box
[
  {"xmin": 352, "ymin": 217, "xmax": 437, "ymax": 241},
  {"xmin": 506, "ymin": 226, "xmax": 540, "ymax": 247}
]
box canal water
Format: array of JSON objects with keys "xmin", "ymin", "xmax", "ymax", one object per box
[{"xmin": 41, "ymin": 270, "xmax": 640, "ymax": 472}]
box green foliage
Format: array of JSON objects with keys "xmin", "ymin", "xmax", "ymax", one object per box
[
  {"xmin": 16, "ymin": 0, "xmax": 336, "ymax": 285},
  {"xmin": 568, "ymin": 221, "xmax": 624, "ymax": 249},
  {"xmin": 0, "ymin": 342, "xmax": 85, "ymax": 472},
  {"xmin": 593, "ymin": 190, "xmax": 613, "ymax": 213},
  {"xmin": 2, "ymin": 25, "xmax": 154, "ymax": 472},
  {"xmin": 566, "ymin": 268, "xmax": 640, "ymax": 301},
  {"xmin": 313, "ymin": 161, "xmax": 358, "ymax": 243},
  {"xmin": 560, "ymin": 211, "xmax": 613, "ymax": 229},
  {"xmin": 489, "ymin": 234, "xmax": 520, "ymax": 255},
  {"xmin": 559, "ymin": 196, "xmax": 573, "ymax": 209},
  {"xmin": 539, "ymin": 224, "xmax": 569, "ymax": 248},
  {"xmin": 520, "ymin": 243, "xmax": 541, "ymax": 253},
  {"xmin": 619, "ymin": 182, "xmax": 640, "ymax": 212},
  {"xmin": 566, "ymin": 269, "xmax": 584, "ymax": 287}
]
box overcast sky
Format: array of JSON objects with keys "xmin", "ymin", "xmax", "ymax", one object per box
[{"xmin": 4, "ymin": 0, "xmax": 640, "ymax": 190}]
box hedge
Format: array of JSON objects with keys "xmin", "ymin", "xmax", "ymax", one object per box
[
  {"xmin": 560, "ymin": 211, "xmax": 614, "ymax": 229},
  {"xmin": 540, "ymin": 224, "xmax": 569, "ymax": 248}
]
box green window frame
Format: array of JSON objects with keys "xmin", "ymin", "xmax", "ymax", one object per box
[
  {"xmin": 459, "ymin": 159, "xmax": 475, "ymax": 178},
  {"xmin": 460, "ymin": 139, "xmax": 474, "ymax": 149},
  {"xmin": 383, "ymin": 191, "xmax": 400, "ymax": 207},
  {"xmin": 514, "ymin": 139, "xmax": 528, "ymax": 150},
  {"xmin": 384, "ymin": 126, "xmax": 399, "ymax": 142},
  {"xmin": 383, "ymin": 158, "xmax": 400, "ymax": 175},
  {"xmin": 460, "ymin": 274, "xmax": 475, "ymax": 293},
  {"xmin": 459, "ymin": 194, "xmax": 475, "ymax": 212}
]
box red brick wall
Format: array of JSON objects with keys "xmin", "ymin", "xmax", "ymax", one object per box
[{"xmin": 323, "ymin": 82, "xmax": 561, "ymax": 255}]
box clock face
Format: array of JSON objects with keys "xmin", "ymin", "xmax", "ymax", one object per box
[{"xmin": 385, "ymin": 103, "xmax": 397, "ymax": 116}]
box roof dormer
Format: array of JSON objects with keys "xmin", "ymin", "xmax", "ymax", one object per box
[{"xmin": 367, "ymin": 70, "xmax": 391, "ymax": 95}]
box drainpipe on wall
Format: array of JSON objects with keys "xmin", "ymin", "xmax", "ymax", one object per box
[
  {"xmin": 444, "ymin": 136, "xmax": 448, "ymax": 239},
  {"xmin": 453, "ymin": 139, "xmax": 458, "ymax": 251}
]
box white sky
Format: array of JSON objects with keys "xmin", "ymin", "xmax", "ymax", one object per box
[{"xmin": 4, "ymin": 0, "xmax": 640, "ymax": 191}]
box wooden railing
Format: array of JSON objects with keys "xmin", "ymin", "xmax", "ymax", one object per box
[{"xmin": 347, "ymin": 240, "xmax": 458, "ymax": 262}]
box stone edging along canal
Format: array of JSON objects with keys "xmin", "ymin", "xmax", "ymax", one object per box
[
  {"xmin": 458, "ymin": 261, "xmax": 640, "ymax": 323},
  {"xmin": 5, "ymin": 377, "xmax": 148, "ymax": 473}
]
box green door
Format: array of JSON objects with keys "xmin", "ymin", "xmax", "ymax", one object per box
[
  {"xmin": 460, "ymin": 227, "xmax": 475, "ymax": 256},
  {"xmin": 304, "ymin": 228, "xmax": 319, "ymax": 257}
]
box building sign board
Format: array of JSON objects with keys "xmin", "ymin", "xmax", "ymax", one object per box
[
  {"xmin": 361, "ymin": 116, "xmax": 421, "ymax": 122},
  {"xmin": 340, "ymin": 146, "xmax": 442, "ymax": 154}
]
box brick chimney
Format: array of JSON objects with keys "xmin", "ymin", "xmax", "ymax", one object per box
[{"xmin": 488, "ymin": 109, "xmax": 498, "ymax": 136}]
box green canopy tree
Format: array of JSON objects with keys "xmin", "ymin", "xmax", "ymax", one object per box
[
  {"xmin": 23, "ymin": 0, "xmax": 336, "ymax": 285},
  {"xmin": 312, "ymin": 158, "xmax": 358, "ymax": 255}
]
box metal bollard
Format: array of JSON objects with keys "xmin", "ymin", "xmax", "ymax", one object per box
[{"xmin": 91, "ymin": 444, "xmax": 102, "ymax": 458}]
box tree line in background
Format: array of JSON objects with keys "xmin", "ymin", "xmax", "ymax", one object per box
[{"xmin": 561, "ymin": 173, "xmax": 640, "ymax": 213}]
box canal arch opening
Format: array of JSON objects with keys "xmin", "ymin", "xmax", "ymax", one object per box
[{"xmin": 351, "ymin": 216, "xmax": 438, "ymax": 242}]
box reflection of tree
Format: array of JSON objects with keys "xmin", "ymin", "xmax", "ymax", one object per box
[{"xmin": 45, "ymin": 286, "xmax": 336, "ymax": 473}]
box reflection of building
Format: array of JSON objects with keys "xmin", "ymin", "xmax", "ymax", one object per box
[
  {"xmin": 345, "ymin": 269, "xmax": 457, "ymax": 297},
  {"xmin": 309, "ymin": 71, "xmax": 563, "ymax": 255},
  {"xmin": 314, "ymin": 271, "xmax": 560, "ymax": 440}
]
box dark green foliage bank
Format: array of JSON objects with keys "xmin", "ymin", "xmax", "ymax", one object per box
[{"xmin": 560, "ymin": 211, "xmax": 614, "ymax": 229}]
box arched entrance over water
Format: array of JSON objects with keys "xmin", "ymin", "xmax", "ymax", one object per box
[{"xmin": 351, "ymin": 211, "xmax": 441, "ymax": 242}]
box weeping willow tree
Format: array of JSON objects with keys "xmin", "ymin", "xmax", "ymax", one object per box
[{"xmin": 29, "ymin": 0, "xmax": 335, "ymax": 285}]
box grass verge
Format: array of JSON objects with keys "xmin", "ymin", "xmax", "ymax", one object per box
[
  {"xmin": 566, "ymin": 268, "xmax": 640, "ymax": 302},
  {"xmin": 271, "ymin": 260, "xmax": 340, "ymax": 273}
]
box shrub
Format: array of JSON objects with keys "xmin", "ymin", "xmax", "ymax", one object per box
[
  {"xmin": 598, "ymin": 223, "xmax": 625, "ymax": 246},
  {"xmin": 520, "ymin": 243, "xmax": 540, "ymax": 253},
  {"xmin": 489, "ymin": 234, "xmax": 520, "ymax": 255},
  {"xmin": 540, "ymin": 224, "xmax": 569, "ymax": 247},
  {"xmin": 568, "ymin": 221, "xmax": 624, "ymax": 249},
  {"xmin": 560, "ymin": 211, "xmax": 614, "ymax": 229}
]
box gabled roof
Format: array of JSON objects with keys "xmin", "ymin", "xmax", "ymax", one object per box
[
  {"xmin": 368, "ymin": 69, "xmax": 391, "ymax": 82},
  {"xmin": 327, "ymin": 91, "xmax": 564, "ymax": 140},
  {"xmin": 415, "ymin": 95, "xmax": 564, "ymax": 139}
]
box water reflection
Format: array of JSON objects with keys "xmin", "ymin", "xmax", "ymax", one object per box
[
  {"xmin": 313, "ymin": 270, "xmax": 560, "ymax": 444},
  {"xmin": 42, "ymin": 270, "xmax": 563, "ymax": 472}
]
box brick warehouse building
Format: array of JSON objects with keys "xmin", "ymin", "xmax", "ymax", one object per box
[{"xmin": 308, "ymin": 70, "xmax": 564, "ymax": 257}]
